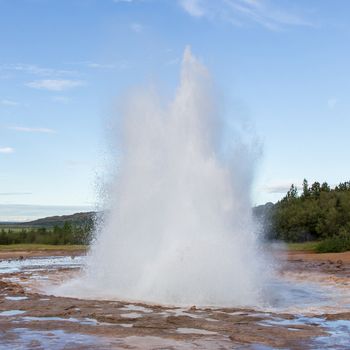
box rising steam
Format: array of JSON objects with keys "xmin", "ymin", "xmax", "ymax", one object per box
[{"xmin": 62, "ymin": 47, "xmax": 269, "ymax": 306}]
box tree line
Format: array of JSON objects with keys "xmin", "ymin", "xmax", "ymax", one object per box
[
  {"xmin": 261, "ymin": 179, "xmax": 350, "ymax": 250},
  {"xmin": 0, "ymin": 220, "xmax": 94, "ymax": 245}
]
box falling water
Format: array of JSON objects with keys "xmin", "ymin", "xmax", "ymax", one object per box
[{"xmin": 64, "ymin": 47, "xmax": 269, "ymax": 306}]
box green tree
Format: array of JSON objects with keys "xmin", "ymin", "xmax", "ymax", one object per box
[{"xmin": 302, "ymin": 179, "xmax": 310, "ymax": 198}]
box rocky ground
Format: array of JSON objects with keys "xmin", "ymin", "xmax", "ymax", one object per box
[{"xmin": 0, "ymin": 248, "xmax": 349, "ymax": 349}]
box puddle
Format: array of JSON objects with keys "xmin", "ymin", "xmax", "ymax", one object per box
[
  {"xmin": 260, "ymin": 316, "xmax": 324, "ymax": 327},
  {"xmin": 176, "ymin": 327, "xmax": 218, "ymax": 335},
  {"xmin": 120, "ymin": 335, "xmax": 234, "ymax": 349},
  {"xmin": 313, "ymin": 319, "xmax": 350, "ymax": 349},
  {"xmin": 119, "ymin": 304, "xmax": 153, "ymax": 313},
  {"xmin": 0, "ymin": 328, "xmax": 243, "ymax": 350},
  {"xmin": 261, "ymin": 276, "xmax": 350, "ymax": 314},
  {"xmin": 121, "ymin": 312, "xmax": 142, "ymax": 318},
  {"xmin": 0, "ymin": 327, "xmax": 112, "ymax": 350},
  {"xmin": 159, "ymin": 308, "xmax": 206, "ymax": 319},
  {"xmin": 0, "ymin": 256, "xmax": 84, "ymax": 275},
  {"xmin": 0, "ymin": 310, "xmax": 26, "ymax": 316},
  {"xmin": 5, "ymin": 296, "xmax": 28, "ymax": 301},
  {"xmin": 260, "ymin": 316, "xmax": 350, "ymax": 349},
  {"xmin": 19, "ymin": 316, "xmax": 115, "ymax": 326},
  {"xmin": 242, "ymin": 345, "xmax": 283, "ymax": 350}
]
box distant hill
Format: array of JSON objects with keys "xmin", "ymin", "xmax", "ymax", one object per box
[
  {"xmin": 0, "ymin": 203, "xmax": 274, "ymax": 230},
  {"xmin": 0, "ymin": 212, "xmax": 96, "ymax": 228}
]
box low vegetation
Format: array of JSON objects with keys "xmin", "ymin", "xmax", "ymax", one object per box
[
  {"xmin": 0, "ymin": 244, "xmax": 86, "ymax": 251},
  {"xmin": 286, "ymin": 241, "xmax": 320, "ymax": 252},
  {"xmin": 316, "ymin": 232, "xmax": 350, "ymax": 253},
  {"xmin": 0, "ymin": 219, "xmax": 94, "ymax": 245}
]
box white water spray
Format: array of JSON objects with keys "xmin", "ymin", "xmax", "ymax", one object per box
[{"xmin": 65, "ymin": 47, "xmax": 269, "ymax": 306}]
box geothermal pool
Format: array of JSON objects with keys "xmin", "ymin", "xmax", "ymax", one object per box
[{"xmin": 0, "ymin": 251, "xmax": 349, "ymax": 349}]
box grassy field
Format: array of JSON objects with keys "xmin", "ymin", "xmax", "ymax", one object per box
[
  {"xmin": 286, "ymin": 241, "xmax": 319, "ymax": 252},
  {"xmin": 1, "ymin": 242, "xmax": 318, "ymax": 252},
  {"xmin": 0, "ymin": 241, "xmax": 346, "ymax": 253},
  {"xmin": 288, "ymin": 239, "xmax": 350, "ymax": 253},
  {"xmin": 0, "ymin": 244, "xmax": 87, "ymax": 251}
]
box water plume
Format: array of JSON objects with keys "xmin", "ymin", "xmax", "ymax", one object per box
[{"xmin": 69, "ymin": 47, "xmax": 269, "ymax": 306}]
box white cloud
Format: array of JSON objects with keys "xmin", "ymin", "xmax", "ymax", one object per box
[
  {"xmin": 0, "ymin": 63, "xmax": 76, "ymax": 77},
  {"xmin": 0, "ymin": 99, "xmax": 18, "ymax": 106},
  {"xmin": 26, "ymin": 79, "xmax": 85, "ymax": 91},
  {"xmin": 165, "ymin": 58, "xmax": 180, "ymax": 66},
  {"xmin": 8, "ymin": 126, "xmax": 56, "ymax": 134},
  {"xmin": 113, "ymin": 0, "xmax": 137, "ymax": 3},
  {"xmin": 0, "ymin": 204, "xmax": 94, "ymax": 222},
  {"xmin": 179, "ymin": 0, "xmax": 204, "ymax": 17},
  {"xmin": 179, "ymin": 0, "xmax": 312, "ymax": 30},
  {"xmin": 131, "ymin": 22, "xmax": 143, "ymax": 33},
  {"xmin": 0, "ymin": 192, "xmax": 32, "ymax": 196},
  {"xmin": 86, "ymin": 62, "xmax": 115, "ymax": 69},
  {"xmin": 327, "ymin": 97, "xmax": 338, "ymax": 109},
  {"xmin": 66, "ymin": 60, "xmax": 129, "ymax": 70},
  {"xmin": 262, "ymin": 180, "xmax": 300, "ymax": 194},
  {"xmin": 0, "ymin": 147, "xmax": 14, "ymax": 154}
]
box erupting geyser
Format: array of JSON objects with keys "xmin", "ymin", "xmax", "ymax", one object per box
[{"xmin": 65, "ymin": 47, "xmax": 270, "ymax": 306}]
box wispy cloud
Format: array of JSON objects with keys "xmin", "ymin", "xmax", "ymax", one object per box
[
  {"xmin": 0, "ymin": 192, "xmax": 32, "ymax": 196},
  {"xmin": 86, "ymin": 62, "xmax": 116, "ymax": 69},
  {"xmin": 327, "ymin": 97, "xmax": 338, "ymax": 109},
  {"xmin": 165, "ymin": 58, "xmax": 180, "ymax": 66},
  {"xmin": 0, "ymin": 204, "xmax": 94, "ymax": 222},
  {"xmin": 113, "ymin": 0, "xmax": 138, "ymax": 3},
  {"xmin": 8, "ymin": 126, "xmax": 56, "ymax": 134},
  {"xmin": 179, "ymin": 0, "xmax": 204, "ymax": 17},
  {"xmin": 0, "ymin": 99, "xmax": 18, "ymax": 106},
  {"xmin": 67, "ymin": 60, "xmax": 128, "ymax": 70},
  {"xmin": 130, "ymin": 22, "xmax": 143, "ymax": 33},
  {"xmin": 179, "ymin": 0, "xmax": 312, "ymax": 30},
  {"xmin": 0, "ymin": 63, "xmax": 76, "ymax": 77},
  {"xmin": 52, "ymin": 96, "xmax": 70, "ymax": 104},
  {"xmin": 0, "ymin": 147, "xmax": 14, "ymax": 154},
  {"xmin": 262, "ymin": 180, "xmax": 300, "ymax": 194},
  {"xmin": 26, "ymin": 79, "xmax": 85, "ymax": 91}
]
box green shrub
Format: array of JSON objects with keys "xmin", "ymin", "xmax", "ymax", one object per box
[{"xmin": 316, "ymin": 229, "xmax": 350, "ymax": 253}]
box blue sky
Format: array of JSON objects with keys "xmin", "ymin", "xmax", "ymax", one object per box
[{"xmin": 1, "ymin": 0, "xmax": 349, "ymax": 221}]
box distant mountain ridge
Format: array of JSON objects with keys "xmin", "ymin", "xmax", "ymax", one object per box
[
  {"xmin": 0, "ymin": 212, "xmax": 96, "ymax": 228},
  {"xmin": 0, "ymin": 203, "xmax": 273, "ymax": 229}
]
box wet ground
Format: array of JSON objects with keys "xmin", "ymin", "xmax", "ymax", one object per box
[{"xmin": 0, "ymin": 251, "xmax": 350, "ymax": 349}]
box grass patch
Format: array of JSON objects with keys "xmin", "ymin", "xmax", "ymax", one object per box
[
  {"xmin": 0, "ymin": 244, "xmax": 87, "ymax": 251},
  {"xmin": 316, "ymin": 235, "xmax": 350, "ymax": 253},
  {"xmin": 286, "ymin": 235, "xmax": 350, "ymax": 253},
  {"xmin": 286, "ymin": 241, "xmax": 319, "ymax": 252}
]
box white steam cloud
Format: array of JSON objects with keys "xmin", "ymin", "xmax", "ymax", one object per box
[{"xmin": 57, "ymin": 47, "xmax": 270, "ymax": 307}]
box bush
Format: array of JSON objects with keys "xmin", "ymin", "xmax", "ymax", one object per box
[{"xmin": 316, "ymin": 229, "xmax": 350, "ymax": 253}]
